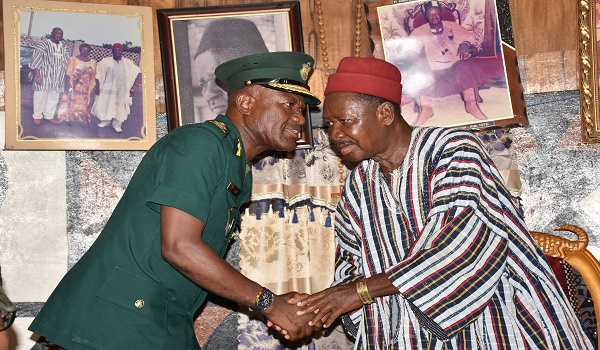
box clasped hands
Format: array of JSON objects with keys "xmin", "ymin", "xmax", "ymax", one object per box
[{"xmin": 262, "ymin": 283, "xmax": 363, "ymax": 342}]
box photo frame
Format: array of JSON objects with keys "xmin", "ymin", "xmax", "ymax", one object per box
[
  {"xmin": 2, "ymin": 0, "xmax": 156, "ymax": 151},
  {"xmin": 366, "ymin": 0, "xmax": 527, "ymax": 130},
  {"xmin": 579, "ymin": 0, "xmax": 600, "ymax": 142},
  {"xmin": 157, "ymin": 1, "xmax": 314, "ymax": 149}
]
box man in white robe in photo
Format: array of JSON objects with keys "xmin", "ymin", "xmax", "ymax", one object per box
[{"xmin": 92, "ymin": 43, "xmax": 141, "ymax": 133}]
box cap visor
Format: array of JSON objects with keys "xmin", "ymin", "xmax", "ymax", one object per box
[{"xmin": 264, "ymin": 83, "xmax": 321, "ymax": 105}]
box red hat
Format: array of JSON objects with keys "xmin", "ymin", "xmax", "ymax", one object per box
[
  {"xmin": 112, "ymin": 43, "xmax": 123, "ymax": 49},
  {"xmin": 324, "ymin": 56, "xmax": 403, "ymax": 105}
]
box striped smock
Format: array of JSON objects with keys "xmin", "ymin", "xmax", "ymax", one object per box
[
  {"xmin": 333, "ymin": 127, "xmax": 593, "ymax": 349},
  {"xmin": 29, "ymin": 38, "xmax": 69, "ymax": 92}
]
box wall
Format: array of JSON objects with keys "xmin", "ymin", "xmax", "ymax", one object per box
[
  {"xmin": 508, "ymin": 0, "xmax": 579, "ymax": 94},
  {"xmin": 0, "ymin": 0, "xmax": 599, "ymax": 349}
]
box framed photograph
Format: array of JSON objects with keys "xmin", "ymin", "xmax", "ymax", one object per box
[
  {"xmin": 579, "ymin": 0, "xmax": 600, "ymax": 142},
  {"xmin": 157, "ymin": 1, "xmax": 314, "ymax": 149},
  {"xmin": 3, "ymin": 0, "xmax": 156, "ymax": 151},
  {"xmin": 367, "ymin": 0, "xmax": 527, "ymax": 129}
]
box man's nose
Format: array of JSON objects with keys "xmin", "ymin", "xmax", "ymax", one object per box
[
  {"xmin": 291, "ymin": 109, "xmax": 306, "ymax": 126},
  {"xmin": 327, "ymin": 122, "xmax": 342, "ymax": 141}
]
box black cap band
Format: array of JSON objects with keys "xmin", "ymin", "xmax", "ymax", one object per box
[{"xmin": 244, "ymin": 78, "xmax": 310, "ymax": 90}]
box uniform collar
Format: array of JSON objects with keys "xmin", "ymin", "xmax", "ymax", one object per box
[{"xmin": 215, "ymin": 115, "xmax": 249, "ymax": 167}]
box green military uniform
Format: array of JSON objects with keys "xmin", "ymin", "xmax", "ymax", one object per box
[
  {"xmin": 29, "ymin": 115, "xmax": 252, "ymax": 349},
  {"xmin": 30, "ymin": 51, "xmax": 321, "ymax": 349}
]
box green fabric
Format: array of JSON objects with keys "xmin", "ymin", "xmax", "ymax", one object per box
[
  {"xmin": 29, "ymin": 115, "xmax": 252, "ymax": 349},
  {"xmin": 214, "ymin": 51, "xmax": 320, "ymax": 105}
]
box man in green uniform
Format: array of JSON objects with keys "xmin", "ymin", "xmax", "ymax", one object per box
[{"xmin": 29, "ymin": 52, "xmax": 321, "ymax": 349}]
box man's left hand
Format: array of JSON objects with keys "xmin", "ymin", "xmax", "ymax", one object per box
[
  {"xmin": 458, "ymin": 43, "xmax": 472, "ymax": 60},
  {"xmin": 262, "ymin": 292, "xmax": 318, "ymax": 341},
  {"xmin": 294, "ymin": 283, "xmax": 363, "ymax": 329}
]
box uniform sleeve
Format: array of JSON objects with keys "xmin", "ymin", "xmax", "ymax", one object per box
[
  {"xmin": 145, "ymin": 129, "xmax": 226, "ymax": 223},
  {"xmin": 385, "ymin": 132, "xmax": 510, "ymax": 339}
]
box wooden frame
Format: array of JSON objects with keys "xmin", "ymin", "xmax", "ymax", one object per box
[
  {"xmin": 157, "ymin": 1, "xmax": 314, "ymax": 149},
  {"xmin": 2, "ymin": 0, "xmax": 156, "ymax": 151},
  {"xmin": 366, "ymin": 0, "xmax": 527, "ymax": 130},
  {"xmin": 579, "ymin": 0, "xmax": 600, "ymax": 142}
]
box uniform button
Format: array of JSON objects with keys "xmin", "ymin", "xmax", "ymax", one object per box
[{"xmin": 135, "ymin": 299, "xmax": 145, "ymax": 308}]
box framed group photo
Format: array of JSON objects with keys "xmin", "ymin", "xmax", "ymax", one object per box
[
  {"xmin": 3, "ymin": 0, "xmax": 156, "ymax": 150},
  {"xmin": 370, "ymin": 0, "xmax": 527, "ymax": 130},
  {"xmin": 157, "ymin": 1, "xmax": 314, "ymax": 149}
]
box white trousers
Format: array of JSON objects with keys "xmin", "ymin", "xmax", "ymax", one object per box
[{"xmin": 33, "ymin": 90, "xmax": 60, "ymax": 120}]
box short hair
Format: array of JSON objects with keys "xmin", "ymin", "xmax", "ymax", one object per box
[{"xmin": 79, "ymin": 43, "xmax": 92, "ymax": 52}]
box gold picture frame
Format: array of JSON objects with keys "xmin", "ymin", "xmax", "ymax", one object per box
[
  {"xmin": 2, "ymin": 0, "xmax": 156, "ymax": 150},
  {"xmin": 579, "ymin": 0, "xmax": 600, "ymax": 142}
]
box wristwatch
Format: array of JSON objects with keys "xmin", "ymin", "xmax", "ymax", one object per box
[{"xmin": 251, "ymin": 287, "xmax": 274, "ymax": 312}]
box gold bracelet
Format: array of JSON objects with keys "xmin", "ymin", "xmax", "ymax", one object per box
[{"xmin": 356, "ymin": 280, "xmax": 375, "ymax": 304}]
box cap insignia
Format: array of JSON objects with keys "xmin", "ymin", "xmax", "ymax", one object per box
[{"xmin": 300, "ymin": 62, "xmax": 311, "ymax": 81}]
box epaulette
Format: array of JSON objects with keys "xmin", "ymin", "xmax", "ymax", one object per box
[{"xmin": 205, "ymin": 120, "xmax": 230, "ymax": 138}]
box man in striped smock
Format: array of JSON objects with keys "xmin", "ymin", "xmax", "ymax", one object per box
[
  {"xmin": 294, "ymin": 57, "xmax": 594, "ymax": 349},
  {"xmin": 29, "ymin": 27, "xmax": 69, "ymax": 125}
]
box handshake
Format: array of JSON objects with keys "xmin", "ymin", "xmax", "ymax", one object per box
[{"xmin": 257, "ymin": 282, "xmax": 365, "ymax": 342}]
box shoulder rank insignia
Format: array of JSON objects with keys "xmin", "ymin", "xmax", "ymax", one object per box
[
  {"xmin": 235, "ymin": 138, "xmax": 242, "ymax": 157},
  {"xmin": 207, "ymin": 120, "xmax": 230, "ymax": 135}
]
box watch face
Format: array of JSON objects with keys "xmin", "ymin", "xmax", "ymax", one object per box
[
  {"xmin": 261, "ymin": 289, "xmax": 275, "ymax": 309},
  {"xmin": 252, "ymin": 288, "xmax": 274, "ymax": 311},
  {"xmin": 259, "ymin": 288, "xmax": 274, "ymax": 308}
]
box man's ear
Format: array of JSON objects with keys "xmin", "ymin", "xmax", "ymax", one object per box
[
  {"xmin": 377, "ymin": 101, "xmax": 395, "ymax": 126},
  {"xmin": 235, "ymin": 90, "xmax": 254, "ymax": 114}
]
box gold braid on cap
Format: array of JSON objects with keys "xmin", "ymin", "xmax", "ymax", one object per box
[
  {"xmin": 267, "ymin": 82, "xmax": 313, "ymax": 95},
  {"xmin": 244, "ymin": 78, "xmax": 316, "ymax": 98},
  {"xmin": 245, "ymin": 78, "xmax": 310, "ymax": 89}
]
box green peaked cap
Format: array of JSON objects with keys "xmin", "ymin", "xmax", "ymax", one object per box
[{"xmin": 214, "ymin": 51, "xmax": 321, "ymax": 105}]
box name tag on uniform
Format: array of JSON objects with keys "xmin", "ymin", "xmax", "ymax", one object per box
[{"xmin": 227, "ymin": 183, "xmax": 241, "ymax": 196}]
